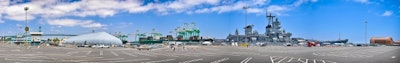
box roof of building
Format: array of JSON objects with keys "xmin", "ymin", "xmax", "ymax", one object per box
[
  {"xmin": 64, "ymin": 32, "xmax": 122, "ymax": 45},
  {"xmin": 371, "ymin": 37, "xmax": 393, "ymax": 40}
]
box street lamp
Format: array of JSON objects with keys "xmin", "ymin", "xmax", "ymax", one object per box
[
  {"xmin": 243, "ymin": 6, "xmax": 249, "ymax": 26},
  {"xmin": 365, "ymin": 20, "xmax": 368, "ymax": 45},
  {"xmin": 24, "ymin": 7, "xmax": 30, "ymax": 47},
  {"xmin": 242, "ymin": 6, "xmax": 249, "ymax": 42}
]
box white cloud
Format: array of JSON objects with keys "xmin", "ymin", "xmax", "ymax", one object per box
[
  {"xmin": 354, "ymin": 0, "xmax": 370, "ymax": 4},
  {"xmin": 292, "ymin": 0, "xmax": 319, "ymax": 7},
  {"xmin": 195, "ymin": 8, "xmax": 211, "ymax": 13},
  {"xmin": 381, "ymin": 11, "xmax": 393, "ymax": 16},
  {"xmin": 192, "ymin": 0, "xmax": 311, "ymax": 15},
  {"xmin": 247, "ymin": 8, "xmax": 264, "ymax": 13},
  {"xmin": 0, "ymin": 15, "xmax": 3, "ymax": 23},
  {"xmin": 5, "ymin": 14, "xmax": 35, "ymax": 21},
  {"xmin": 47, "ymin": 19, "xmax": 106, "ymax": 28},
  {"xmin": 253, "ymin": 0, "xmax": 269, "ymax": 5},
  {"xmin": 0, "ymin": 0, "xmax": 315, "ymax": 24},
  {"xmin": 194, "ymin": 1, "xmax": 247, "ymax": 14},
  {"xmin": 267, "ymin": 5, "xmax": 289, "ymax": 16}
]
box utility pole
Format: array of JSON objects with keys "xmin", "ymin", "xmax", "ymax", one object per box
[
  {"xmin": 243, "ymin": 6, "xmax": 249, "ymax": 26},
  {"xmin": 365, "ymin": 20, "xmax": 368, "ymax": 45},
  {"xmin": 24, "ymin": 7, "xmax": 30, "ymax": 47},
  {"xmin": 1, "ymin": 32, "xmax": 4, "ymax": 44},
  {"xmin": 242, "ymin": 6, "xmax": 249, "ymax": 42},
  {"xmin": 339, "ymin": 32, "xmax": 341, "ymax": 40}
]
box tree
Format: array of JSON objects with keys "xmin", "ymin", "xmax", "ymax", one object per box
[{"xmin": 53, "ymin": 38, "xmax": 60, "ymax": 45}]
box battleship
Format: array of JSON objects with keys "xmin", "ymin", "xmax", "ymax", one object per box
[
  {"xmin": 226, "ymin": 12, "xmax": 349, "ymax": 45},
  {"xmin": 227, "ymin": 13, "xmax": 293, "ymax": 44}
]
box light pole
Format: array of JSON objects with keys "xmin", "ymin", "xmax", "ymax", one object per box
[
  {"xmin": 242, "ymin": 6, "xmax": 248, "ymax": 42},
  {"xmin": 243, "ymin": 6, "xmax": 249, "ymax": 26},
  {"xmin": 24, "ymin": 7, "xmax": 30, "ymax": 47},
  {"xmin": 365, "ymin": 20, "xmax": 368, "ymax": 45}
]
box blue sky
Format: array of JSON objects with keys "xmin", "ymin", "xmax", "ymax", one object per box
[{"xmin": 0, "ymin": 0, "xmax": 399, "ymax": 43}]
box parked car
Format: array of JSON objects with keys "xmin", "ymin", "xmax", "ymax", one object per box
[
  {"xmin": 202, "ymin": 41, "xmax": 212, "ymax": 46},
  {"xmin": 92, "ymin": 45, "xmax": 110, "ymax": 48},
  {"xmin": 99, "ymin": 45, "xmax": 110, "ymax": 48},
  {"xmin": 137, "ymin": 45, "xmax": 151, "ymax": 50}
]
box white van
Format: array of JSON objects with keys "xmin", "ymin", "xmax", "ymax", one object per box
[{"xmin": 202, "ymin": 41, "xmax": 212, "ymax": 46}]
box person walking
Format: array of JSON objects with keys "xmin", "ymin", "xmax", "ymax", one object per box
[{"xmin": 173, "ymin": 45, "xmax": 176, "ymax": 51}]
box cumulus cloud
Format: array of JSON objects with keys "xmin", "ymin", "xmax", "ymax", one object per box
[
  {"xmin": 292, "ymin": 0, "xmax": 319, "ymax": 7},
  {"xmin": 0, "ymin": 0, "xmax": 147, "ymax": 21},
  {"xmin": 193, "ymin": 0, "xmax": 269, "ymax": 14},
  {"xmin": 0, "ymin": 0, "xmax": 317, "ymax": 25},
  {"xmin": 0, "ymin": 15, "xmax": 3, "ymax": 23},
  {"xmin": 267, "ymin": 5, "xmax": 290, "ymax": 16},
  {"xmin": 354, "ymin": 0, "xmax": 371, "ymax": 4},
  {"xmin": 381, "ymin": 11, "xmax": 393, "ymax": 16},
  {"xmin": 47, "ymin": 19, "xmax": 106, "ymax": 28}
]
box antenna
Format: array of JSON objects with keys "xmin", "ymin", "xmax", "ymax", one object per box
[
  {"xmin": 266, "ymin": 13, "xmax": 275, "ymax": 25},
  {"xmin": 339, "ymin": 32, "xmax": 341, "ymax": 40},
  {"xmin": 365, "ymin": 20, "xmax": 368, "ymax": 44},
  {"xmin": 243, "ymin": 6, "xmax": 249, "ymax": 26}
]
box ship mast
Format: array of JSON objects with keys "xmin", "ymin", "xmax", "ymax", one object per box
[{"xmin": 266, "ymin": 13, "xmax": 275, "ymax": 25}]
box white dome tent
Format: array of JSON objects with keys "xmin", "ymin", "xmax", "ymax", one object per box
[{"xmin": 64, "ymin": 32, "xmax": 122, "ymax": 45}]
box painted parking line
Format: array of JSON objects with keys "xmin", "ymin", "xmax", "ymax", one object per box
[
  {"xmin": 286, "ymin": 57, "xmax": 294, "ymax": 62},
  {"xmin": 178, "ymin": 59, "xmax": 203, "ymax": 63},
  {"xmin": 270, "ymin": 56, "xmax": 282, "ymax": 63},
  {"xmin": 277, "ymin": 57, "xmax": 287, "ymax": 63},
  {"xmin": 140, "ymin": 59, "xmax": 175, "ymax": 63},
  {"xmin": 107, "ymin": 59, "xmax": 149, "ymax": 63},
  {"xmin": 82, "ymin": 58, "xmax": 125, "ymax": 62},
  {"xmin": 86, "ymin": 51, "xmax": 92, "ymax": 55},
  {"xmin": 270, "ymin": 56, "xmax": 275, "ymax": 63},
  {"xmin": 144, "ymin": 52, "xmax": 179, "ymax": 57},
  {"xmin": 240, "ymin": 57, "xmax": 252, "ymax": 63},
  {"xmin": 67, "ymin": 51, "xmax": 80, "ymax": 55},
  {"xmin": 211, "ymin": 58, "xmax": 229, "ymax": 63},
  {"xmin": 100, "ymin": 50, "xmax": 103, "ymax": 56},
  {"xmin": 5, "ymin": 58, "xmax": 44, "ymax": 62},
  {"xmin": 111, "ymin": 51, "xmax": 119, "ymax": 56},
  {"xmin": 133, "ymin": 52, "xmax": 156, "ymax": 57},
  {"xmin": 121, "ymin": 51, "xmax": 137, "ymax": 57},
  {"xmin": 11, "ymin": 49, "xmax": 21, "ymax": 52},
  {"xmin": 313, "ymin": 59, "xmax": 316, "ymax": 63},
  {"xmin": 297, "ymin": 58, "xmax": 308, "ymax": 63},
  {"xmin": 60, "ymin": 59, "xmax": 87, "ymax": 62}
]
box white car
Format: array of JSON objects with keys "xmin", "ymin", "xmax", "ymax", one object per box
[
  {"xmin": 137, "ymin": 45, "xmax": 151, "ymax": 50},
  {"xmin": 202, "ymin": 41, "xmax": 212, "ymax": 46},
  {"xmin": 99, "ymin": 45, "xmax": 110, "ymax": 48},
  {"xmin": 168, "ymin": 42, "xmax": 183, "ymax": 45},
  {"xmin": 92, "ymin": 45, "xmax": 110, "ymax": 48},
  {"xmin": 283, "ymin": 43, "xmax": 292, "ymax": 46}
]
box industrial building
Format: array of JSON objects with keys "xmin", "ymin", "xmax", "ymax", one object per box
[
  {"xmin": 64, "ymin": 32, "xmax": 123, "ymax": 46},
  {"xmin": 370, "ymin": 37, "xmax": 394, "ymax": 45}
]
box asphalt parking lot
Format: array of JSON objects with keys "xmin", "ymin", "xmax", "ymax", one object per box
[{"xmin": 0, "ymin": 44, "xmax": 398, "ymax": 63}]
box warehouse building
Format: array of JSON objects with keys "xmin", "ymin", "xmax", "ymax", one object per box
[
  {"xmin": 64, "ymin": 32, "xmax": 122, "ymax": 46},
  {"xmin": 370, "ymin": 37, "xmax": 394, "ymax": 45}
]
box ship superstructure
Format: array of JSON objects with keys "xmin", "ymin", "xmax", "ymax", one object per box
[{"xmin": 227, "ymin": 13, "xmax": 292, "ymax": 43}]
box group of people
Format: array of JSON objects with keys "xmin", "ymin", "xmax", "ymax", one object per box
[{"xmin": 169, "ymin": 44, "xmax": 185, "ymax": 51}]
